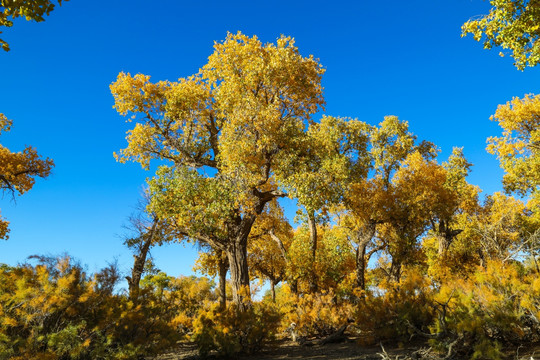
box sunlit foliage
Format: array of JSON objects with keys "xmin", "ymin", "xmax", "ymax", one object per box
[
  {"xmin": 462, "ymin": 0, "xmax": 540, "ymax": 69},
  {"xmin": 0, "ymin": 256, "xmax": 180, "ymax": 360},
  {"xmin": 488, "ymin": 94, "xmax": 540, "ymax": 198},
  {"xmin": 0, "ymin": 115, "xmax": 53, "ymax": 240},
  {"xmin": 111, "ymin": 32, "xmax": 325, "ymax": 304}
]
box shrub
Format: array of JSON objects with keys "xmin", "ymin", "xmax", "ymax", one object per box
[
  {"xmin": 0, "ymin": 256, "xmax": 180, "ymax": 360},
  {"xmin": 192, "ymin": 297, "xmax": 280, "ymax": 358},
  {"xmin": 280, "ymin": 289, "xmax": 353, "ymax": 339},
  {"xmin": 355, "ymin": 267, "xmax": 435, "ymax": 345},
  {"xmin": 431, "ymin": 260, "xmax": 540, "ymax": 359}
]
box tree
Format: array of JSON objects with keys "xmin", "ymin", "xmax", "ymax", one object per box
[
  {"xmin": 123, "ymin": 191, "xmax": 178, "ymax": 300},
  {"xmin": 0, "ymin": 0, "xmax": 67, "ymax": 51},
  {"xmin": 193, "ymin": 245, "xmax": 230, "ymax": 309},
  {"xmin": 111, "ymin": 32, "xmax": 325, "ymax": 305},
  {"xmin": 462, "ymin": 0, "xmax": 540, "ymax": 70},
  {"xmin": 247, "ymin": 199, "xmax": 293, "ymax": 301},
  {"xmin": 285, "ymin": 224, "xmax": 354, "ymax": 294},
  {"xmin": 384, "ymin": 151, "xmax": 455, "ymax": 282},
  {"xmin": 342, "ymin": 116, "xmax": 436, "ymax": 290},
  {"xmin": 0, "ymin": 114, "xmax": 54, "ymax": 240},
  {"xmin": 464, "ymin": 192, "xmax": 530, "ymax": 265},
  {"xmin": 280, "ymin": 115, "xmax": 370, "ymax": 293},
  {"xmin": 433, "ymin": 148, "xmax": 479, "ymax": 256}
]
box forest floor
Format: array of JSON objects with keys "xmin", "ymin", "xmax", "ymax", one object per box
[
  {"xmin": 154, "ymin": 337, "xmax": 540, "ymax": 360},
  {"xmin": 155, "ymin": 338, "xmax": 401, "ymax": 360}
]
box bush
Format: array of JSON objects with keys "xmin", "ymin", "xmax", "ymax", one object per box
[
  {"xmin": 431, "ymin": 260, "xmax": 540, "ymax": 359},
  {"xmin": 355, "ymin": 267, "xmax": 435, "ymax": 345},
  {"xmin": 192, "ymin": 297, "xmax": 280, "ymax": 358},
  {"xmin": 0, "ymin": 256, "xmax": 180, "ymax": 360},
  {"xmin": 275, "ymin": 284, "xmax": 353, "ymax": 339}
]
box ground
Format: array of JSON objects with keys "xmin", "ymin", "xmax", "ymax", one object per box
[
  {"xmin": 155, "ymin": 339, "xmax": 540, "ymax": 360},
  {"xmin": 156, "ymin": 340, "xmax": 393, "ymax": 360}
]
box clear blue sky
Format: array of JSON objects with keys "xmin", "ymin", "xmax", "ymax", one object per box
[{"xmin": 1, "ymin": 0, "xmax": 539, "ymax": 280}]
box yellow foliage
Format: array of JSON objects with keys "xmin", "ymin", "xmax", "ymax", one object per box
[
  {"xmin": 0, "ymin": 256, "xmax": 181, "ymax": 359},
  {"xmin": 432, "ymin": 260, "xmax": 540, "ymax": 358},
  {"xmin": 192, "ymin": 300, "xmax": 280, "ymax": 357},
  {"xmin": 0, "ymin": 116, "xmax": 54, "ymax": 240},
  {"xmin": 487, "ymin": 93, "xmax": 540, "ymax": 197},
  {"xmin": 462, "ymin": 0, "xmax": 540, "ymax": 69},
  {"xmin": 274, "ymin": 285, "xmax": 353, "ymax": 338},
  {"xmin": 356, "ymin": 266, "xmax": 435, "ymax": 345}
]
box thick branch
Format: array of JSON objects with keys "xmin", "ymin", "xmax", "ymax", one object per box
[{"xmin": 269, "ymin": 228, "xmax": 288, "ymax": 260}]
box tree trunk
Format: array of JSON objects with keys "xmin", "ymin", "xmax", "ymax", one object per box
[
  {"xmin": 290, "ymin": 279, "xmax": 299, "ymax": 294},
  {"xmin": 390, "ymin": 260, "xmax": 402, "ymax": 283},
  {"xmin": 222, "ymin": 190, "xmax": 278, "ymax": 307},
  {"xmin": 437, "ymin": 220, "xmax": 462, "ymax": 255},
  {"xmin": 217, "ymin": 250, "xmax": 228, "ymax": 309},
  {"xmin": 354, "ymin": 222, "xmax": 376, "ymax": 292},
  {"xmin": 307, "ymin": 211, "xmax": 318, "ymax": 293},
  {"xmin": 356, "ymin": 243, "xmax": 367, "ymax": 291},
  {"xmin": 126, "ymin": 221, "xmax": 157, "ymax": 301},
  {"xmin": 271, "ymin": 278, "xmax": 276, "ymax": 302},
  {"xmin": 226, "ymin": 238, "xmax": 251, "ymax": 308}
]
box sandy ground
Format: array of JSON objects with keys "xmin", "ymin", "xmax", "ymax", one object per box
[
  {"xmin": 154, "ymin": 339, "xmax": 540, "ymax": 360},
  {"xmin": 155, "ymin": 338, "xmax": 431, "ymax": 360}
]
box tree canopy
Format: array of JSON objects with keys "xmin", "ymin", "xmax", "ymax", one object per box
[
  {"xmin": 462, "ymin": 0, "xmax": 540, "ymax": 69},
  {"xmin": 111, "ymin": 32, "xmax": 325, "ymax": 304},
  {"xmin": 0, "ymin": 0, "xmax": 67, "ymax": 51}
]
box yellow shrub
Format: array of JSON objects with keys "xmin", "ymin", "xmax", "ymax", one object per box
[
  {"xmin": 355, "ymin": 266, "xmax": 435, "ymax": 345},
  {"xmin": 276, "ymin": 284, "xmax": 353, "ymax": 338},
  {"xmin": 432, "ymin": 260, "xmax": 540, "ymax": 359},
  {"xmin": 192, "ymin": 299, "xmax": 280, "ymax": 357}
]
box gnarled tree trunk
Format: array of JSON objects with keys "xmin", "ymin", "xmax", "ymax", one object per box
[
  {"xmin": 356, "ymin": 243, "xmax": 367, "ymax": 291},
  {"xmin": 226, "ymin": 236, "xmax": 251, "ymax": 308}
]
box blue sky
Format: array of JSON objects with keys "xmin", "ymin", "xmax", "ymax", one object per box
[{"xmin": 1, "ymin": 0, "xmax": 539, "ymax": 280}]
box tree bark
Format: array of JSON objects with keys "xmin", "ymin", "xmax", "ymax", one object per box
[
  {"xmin": 217, "ymin": 250, "xmax": 229, "ymax": 309},
  {"xmin": 390, "ymin": 260, "xmax": 402, "ymax": 283},
  {"xmin": 270, "ymin": 278, "xmax": 276, "ymax": 302},
  {"xmin": 356, "ymin": 243, "xmax": 367, "ymax": 291},
  {"xmin": 126, "ymin": 220, "xmax": 157, "ymax": 301},
  {"xmin": 354, "ymin": 222, "xmax": 376, "ymax": 291},
  {"xmin": 290, "ymin": 279, "xmax": 299, "ymax": 294},
  {"xmin": 226, "ymin": 237, "xmax": 251, "ymax": 308},
  {"xmin": 307, "ymin": 211, "xmax": 318, "ymax": 294},
  {"xmin": 223, "ymin": 188, "xmax": 283, "ymax": 307},
  {"xmin": 269, "ymin": 228, "xmax": 288, "ymax": 260},
  {"xmin": 437, "ymin": 219, "xmax": 462, "ymax": 255}
]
